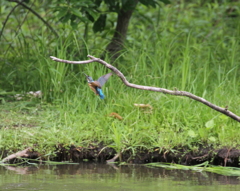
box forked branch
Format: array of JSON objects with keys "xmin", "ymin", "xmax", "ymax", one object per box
[{"xmin": 50, "ymin": 55, "xmax": 240, "ymax": 122}]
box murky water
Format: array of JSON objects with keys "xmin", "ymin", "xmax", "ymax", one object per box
[{"xmin": 0, "ymin": 163, "xmax": 240, "ymax": 191}]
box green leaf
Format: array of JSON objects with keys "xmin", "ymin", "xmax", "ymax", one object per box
[
  {"xmin": 208, "ymin": 136, "xmax": 216, "ymax": 142},
  {"xmin": 56, "ymin": 7, "xmax": 69, "ymax": 19},
  {"xmin": 85, "ymin": 9, "xmax": 98, "ymax": 21},
  {"xmin": 158, "ymin": 0, "xmax": 171, "ymax": 4},
  {"xmin": 188, "ymin": 130, "xmax": 197, "ymax": 138},
  {"xmin": 85, "ymin": 8, "xmax": 99, "ymax": 23},
  {"xmin": 205, "ymin": 119, "xmax": 215, "ymax": 129},
  {"xmin": 139, "ymin": 0, "xmax": 157, "ymax": 7},
  {"xmin": 85, "ymin": 11, "xmax": 95, "ymax": 22},
  {"xmin": 71, "ymin": 8, "xmax": 82, "ymax": 18},
  {"xmin": 219, "ymin": 114, "xmax": 229, "ymax": 120},
  {"xmin": 70, "ymin": 19, "xmax": 78, "ymax": 29},
  {"xmin": 139, "ymin": 0, "xmax": 171, "ymax": 7},
  {"xmin": 104, "ymin": 0, "xmax": 120, "ymax": 12},
  {"xmin": 60, "ymin": 12, "xmax": 72, "ymax": 23}
]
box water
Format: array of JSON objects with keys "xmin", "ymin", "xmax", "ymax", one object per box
[{"xmin": 0, "ymin": 163, "xmax": 240, "ymax": 191}]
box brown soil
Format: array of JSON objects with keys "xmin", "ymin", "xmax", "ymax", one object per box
[{"xmin": 2, "ymin": 143, "xmax": 240, "ymax": 167}]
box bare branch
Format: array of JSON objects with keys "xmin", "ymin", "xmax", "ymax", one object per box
[
  {"xmin": 1, "ymin": 147, "xmax": 32, "ymax": 163},
  {"xmin": 0, "ymin": 2, "xmax": 20, "ymax": 40},
  {"xmin": 50, "ymin": 55, "xmax": 240, "ymax": 122},
  {"xmin": 8, "ymin": 0, "xmax": 59, "ymax": 38}
]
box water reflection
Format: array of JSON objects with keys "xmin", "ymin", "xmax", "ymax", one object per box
[{"xmin": 1, "ymin": 163, "xmax": 240, "ymax": 191}]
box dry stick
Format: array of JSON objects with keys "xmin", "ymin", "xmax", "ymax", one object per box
[
  {"xmin": 50, "ymin": 55, "xmax": 240, "ymax": 123},
  {"xmin": 1, "ymin": 147, "xmax": 32, "ymax": 163}
]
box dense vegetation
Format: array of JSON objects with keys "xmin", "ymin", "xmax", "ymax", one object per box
[{"xmin": 0, "ymin": 0, "xmax": 240, "ymax": 162}]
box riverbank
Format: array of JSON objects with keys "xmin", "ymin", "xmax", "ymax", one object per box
[
  {"xmin": 1, "ymin": 0, "xmax": 240, "ymax": 167},
  {"xmin": 1, "ymin": 101, "xmax": 240, "ymax": 166},
  {"xmin": 1, "ymin": 141, "xmax": 240, "ymax": 167}
]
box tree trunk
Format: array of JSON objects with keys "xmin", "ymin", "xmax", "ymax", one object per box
[{"xmin": 104, "ymin": 0, "xmax": 139, "ymax": 61}]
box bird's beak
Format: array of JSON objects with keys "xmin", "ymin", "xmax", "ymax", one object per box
[
  {"xmin": 83, "ymin": 73, "xmax": 88, "ymax": 77},
  {"xmin": 83, "ymin": 72, "xmax": 92, "ymax": 83}
]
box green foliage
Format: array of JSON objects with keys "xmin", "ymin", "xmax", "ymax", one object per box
[
  {"xmin": 53, "ymin": 0, "xmax": 97, "ymax": 28},
  {"xmin": 0, "ymin": 0, "xmax": 240, "ymax": 159},
  {"xmin": 93, "ymin": 14, "xmax": 107, "ymax": 33},
  {"xmin": 52, "ymin": 0, "xmax": 170, "ymax": 31},
  {"xmin": 139, "ymin": 0, "xmax": 170, "ymax": 7}
]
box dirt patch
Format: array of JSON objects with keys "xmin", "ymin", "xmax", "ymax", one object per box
[{"xmin": 1, "ymin": 143, "xmax": 240, "ymax": 167}]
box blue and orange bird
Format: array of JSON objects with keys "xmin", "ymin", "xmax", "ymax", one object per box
[{"xmin": 84, "ymin": 72, "xmax": 112, "ymax": 99}]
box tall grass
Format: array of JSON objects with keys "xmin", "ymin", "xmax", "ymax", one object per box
[{"xmin": 0, "ymin": 1, "xmax": 240, "ymax": 157}]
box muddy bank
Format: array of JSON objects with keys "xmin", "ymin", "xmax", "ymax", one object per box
[{"xmin": 2, "ymin": 143, "xmax": 240, "ymax": 167}]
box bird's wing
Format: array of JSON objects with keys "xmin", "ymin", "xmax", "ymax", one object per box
[
  {"xmin": 90, "ymin": 81, "xmax": 101, "ymax": 88},
  {"xmin": 97, "ymin": 73, "xmax": 112, "ymax": 87}
]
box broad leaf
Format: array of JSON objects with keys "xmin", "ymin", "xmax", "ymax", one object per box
[
  {"xmin": 205, "ymin": 119, "xmax": 215, "ymax": 129},
  {"xmin": 71, "ymin": 8, "xmax": 82, "ymax": 18}
]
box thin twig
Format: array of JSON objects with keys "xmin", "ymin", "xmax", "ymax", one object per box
[
  {"xmin": 8, "ymin": 0, "xmax": 59, "ymax": 38},
  {"xmin": 50, "ymin": 55, "xmax": 240, "ymax": 122},
  {"xmin": 0, "ymin": 2, "xmax": 20, "ymax": 40}
]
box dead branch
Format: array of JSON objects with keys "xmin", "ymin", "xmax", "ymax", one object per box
[
  {"xmin": 1, "ymin": 147, "xmax": 32, "ymax": 163},
  {"xmin": 50, "ymin": 55, "xmax": 240, "ymax": 122}
]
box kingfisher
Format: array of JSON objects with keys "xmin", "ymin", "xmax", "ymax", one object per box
[{"xmin": 84, "ymin": 72, "xmax": 112, "ymax": 99}]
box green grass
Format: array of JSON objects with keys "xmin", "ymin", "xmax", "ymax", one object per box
[
  {"xmin": 0, "ymin": 1, "xmax": 240, "ymax": 160},
  {"xmin": 146, "ymin": 161, "xmax": 240, "ymax": 176}
]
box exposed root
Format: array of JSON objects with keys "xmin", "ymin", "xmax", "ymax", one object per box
[
  {"xmin": 106, "ymin": 153, "xmax": 120, "ymax": 163},
  {"xmin": 1, "ymin": 145, "xmax": 240, "ymax": 167}
]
